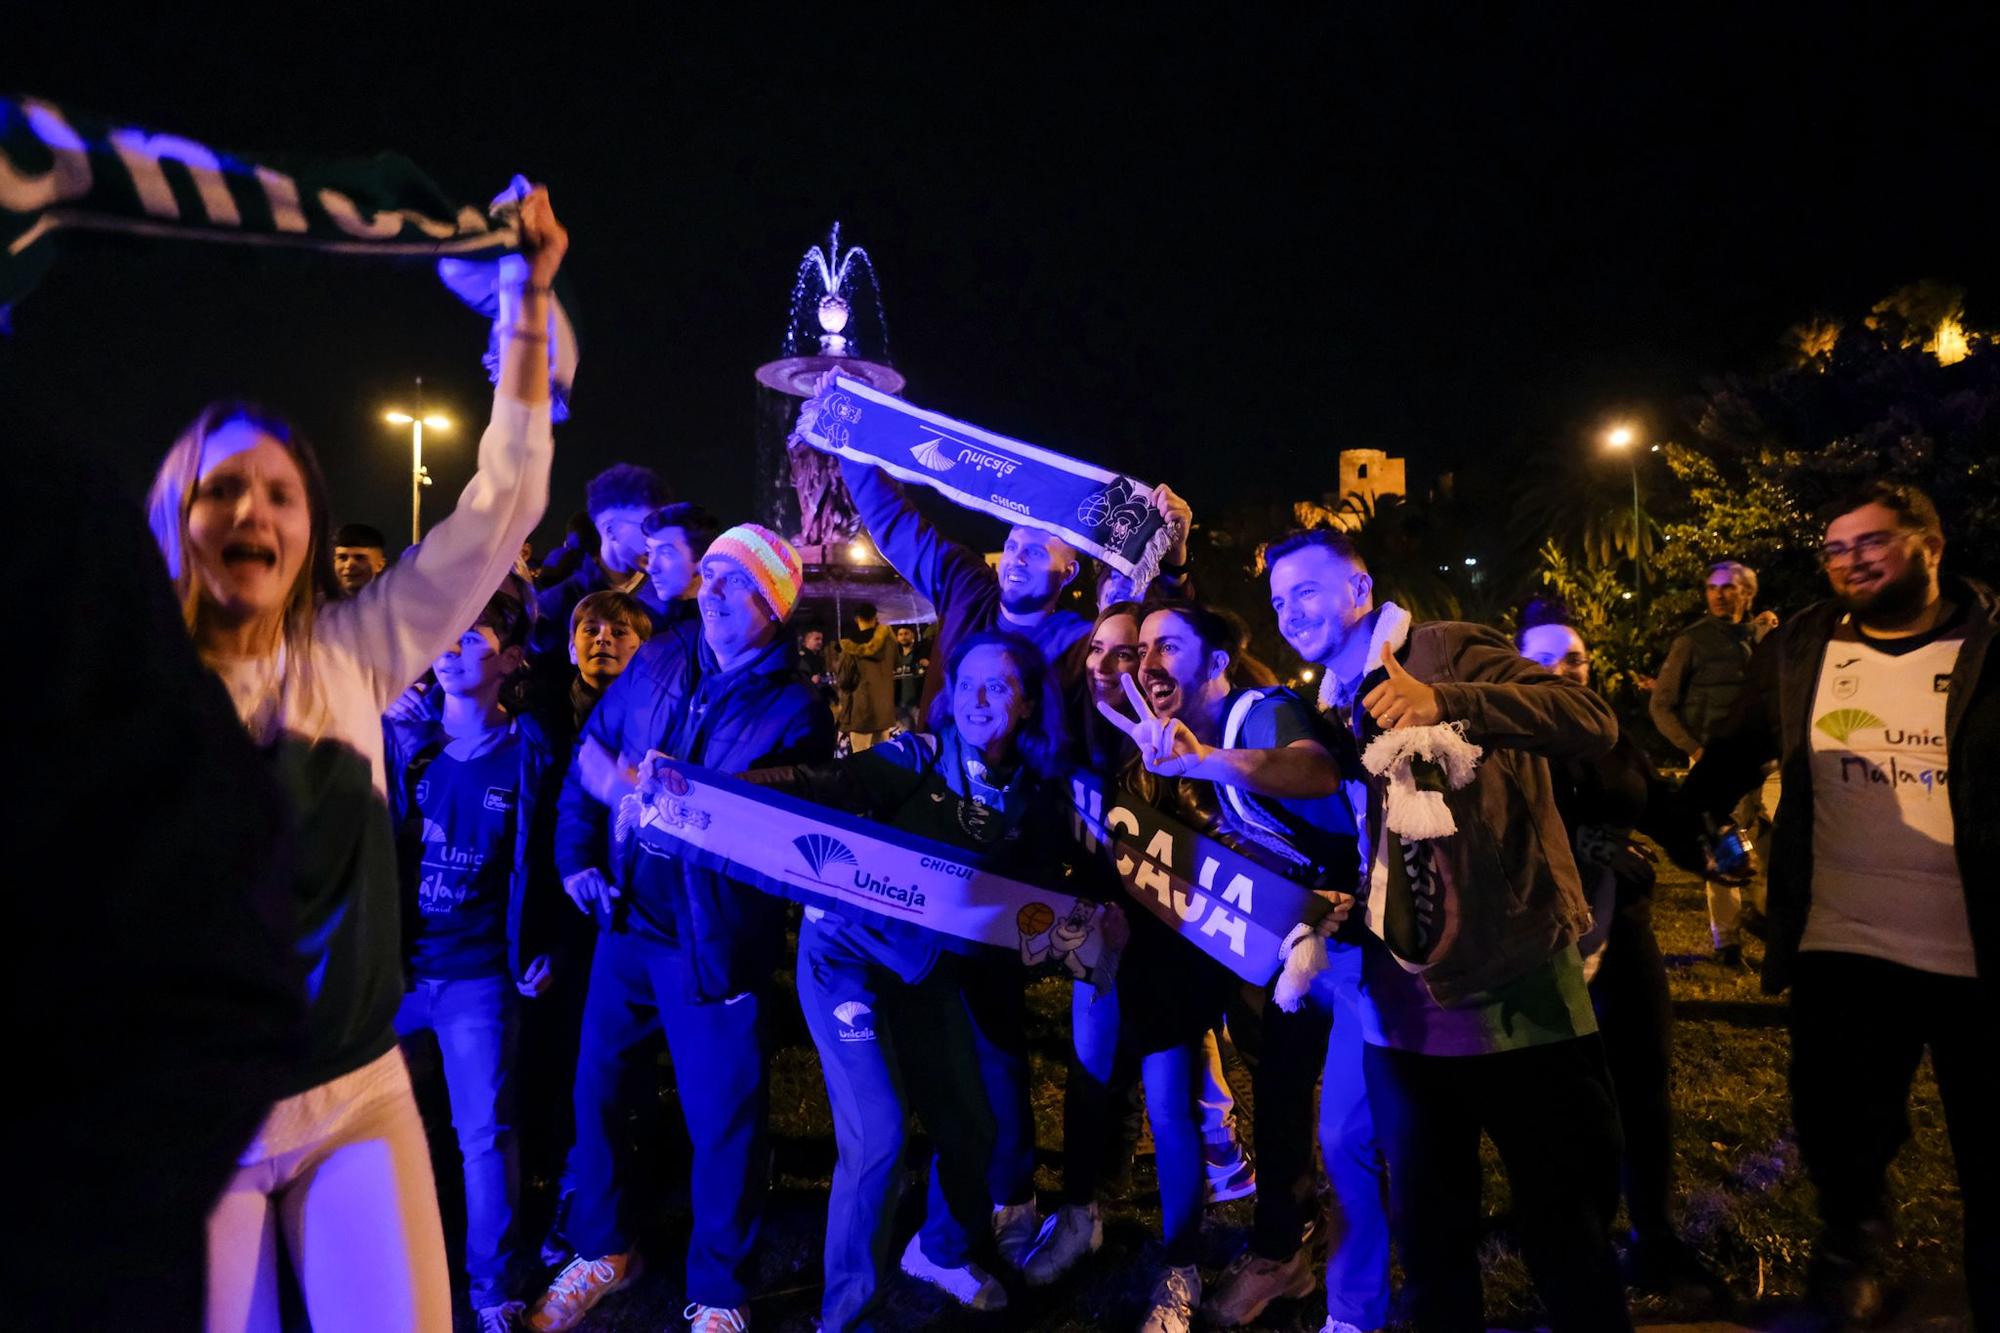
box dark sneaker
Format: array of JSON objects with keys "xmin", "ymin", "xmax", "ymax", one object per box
[
  {"xmin": 1023, "ymin": 1203, "xmax": 1102, "ymax": 1287},
  {"xmin": 1202, "ymin": 1247, "xmax": 1315, "ymax": 1326},
  {"xmin": 1806, "ymin": 1226, "xmax": 1890, "ymax": 1327}
]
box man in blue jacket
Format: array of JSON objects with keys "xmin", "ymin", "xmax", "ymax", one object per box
[{"xmin": 528, "ymin": 524, "xmax": 835, "ymax": 1333}]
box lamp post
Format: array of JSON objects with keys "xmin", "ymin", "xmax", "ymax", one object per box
[
  {"xmin": 385, "ymin": 379, "xmax": 450, "ymax": 545},
  {"xmin": 1604, "ymin": 424, "xmax": 1644, "ymax": 607}
]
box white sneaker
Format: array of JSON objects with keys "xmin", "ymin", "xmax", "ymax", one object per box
[
  {"xmin": 992, "ymin": 1200, "xmax": 1040, "ymax": 1269},
  {"xmin": 1319, "ymin": 1320, "xmax": 1374, "ymax": 1333},
  {"xmin": 1023, "ymin": 1202, "xmax": 1103, "ymax": 1287},
  {"xmin": 684, "ymin": 1302, "xmax": 749, "ymax": 1332},
  {"xmin": 526, "ymin": 1252, "xmax": 642, "ymax": 1331},
  {"xmin": 1139, "ymin": 1264, "xmax": 1201, "ymax": 1333},
  {"xmin": 898, "ymin": 1234, "xmax": 1009, "ymax": 1311}
]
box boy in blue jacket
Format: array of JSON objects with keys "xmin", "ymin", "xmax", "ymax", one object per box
[{"xmin": 385, "ymin": 588, "xmax": 563, "ymax": 1331}]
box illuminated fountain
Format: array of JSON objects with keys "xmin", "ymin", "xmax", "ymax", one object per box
[
  {"xmin": 752, "ymin": 224, "xmax": 931, "ymax": 628},
  {"xmin": 755, "ymin": 222, "xmax": 906, "ymax": 397}
]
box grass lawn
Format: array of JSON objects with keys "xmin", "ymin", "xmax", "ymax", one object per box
[{"xmin": 432, "ymin": 853, "xmax": 1969, "ymax": 1330}]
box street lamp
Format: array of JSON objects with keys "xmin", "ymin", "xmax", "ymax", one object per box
[
  {"xmin": 384, "ymin": 379, "xmax": 450, "ymax": 544},
  {"xmin": 1604, "ymin": 423, "xmax": 1645, "ymax": 604}
]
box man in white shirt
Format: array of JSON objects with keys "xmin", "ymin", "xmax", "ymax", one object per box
[{"xmin": 1679, "ymin": 480, "xmax": 1996, "ymax": 1328}]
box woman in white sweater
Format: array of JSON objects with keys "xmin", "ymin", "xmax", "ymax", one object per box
[{"xmin": 144, "ymin": 190, "xmax": 567, "ymax": 1333}]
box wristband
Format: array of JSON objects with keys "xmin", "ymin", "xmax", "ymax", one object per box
[
  {"xmin": 502, "ymin": 327, "xmax": 549, "ymax": 342},
  {"xmin": 518, "ymin": 281, "xmax": 554, "ymax": 297}
]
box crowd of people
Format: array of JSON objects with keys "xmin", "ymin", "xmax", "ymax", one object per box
[{"xmin": 61, "ymin": 188, "xmax": 1993, "ymax": 1333}]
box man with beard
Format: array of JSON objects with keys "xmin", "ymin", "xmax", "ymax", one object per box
[
  {"xmin": 1264, "ymin": 528, "xmax": 1627, "ymax": 1333},
  {"xmin": 1677, "ymin": 481, "xmax": 1997, "ymax": 1328},
  {"xmin": 1092, "ymin": 602, "xmax": 1354, "ymax": 1333},
  {"xmin": 838, "ymin": 455, "xmax": 1193, "ymax": 705}
]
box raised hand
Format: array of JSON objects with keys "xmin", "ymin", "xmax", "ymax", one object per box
[
  {"xmin": 1361, "ymin": 641, "xmax": 1441, "ymax": 731},
  {"xmin": 1096, "ymin": 672, "xmax": 1210, "ymax": 777},
  {"xmin": 1151, "ymin": 482, "xmax": 1193, "ymax": 564},
  {"xmin": 516, "ymin": 185, "xmax": 568, "ymax": 286}
]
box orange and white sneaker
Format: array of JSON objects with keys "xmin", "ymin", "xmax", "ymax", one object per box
[
  {"xmin": 526, "ymin": 1251, "xmax": 642, "ymax": 1332},
  {"xmin": 684, "ymin": 1301, "xmax": 750, "ymax": 1332}
]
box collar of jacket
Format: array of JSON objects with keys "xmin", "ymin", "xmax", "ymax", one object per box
[{"xmin": 695, "ymin": 625, "xmax": 801, "ymax": 683}]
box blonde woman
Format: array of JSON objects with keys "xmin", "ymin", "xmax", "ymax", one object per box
[{"xmin": 146, "ymin": 190, "xmax": 566, "ymax": 1333}]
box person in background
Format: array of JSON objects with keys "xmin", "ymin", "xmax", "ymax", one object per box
[
  {"xmin": 1519, "ymin": 618, "xmax": 1726, "ymax": 1303},
  {"xmin": 837, "ymin": 601, "xmax": 898, "ymax": 751},
  {"xmin": 535, "ymin": 511, "xmax": 598, "ymax": 590},
  {"xmin": 385, "ymin": 589, "xmax": 564, "ymax": 1331},
  {"xmin": 893, "ymin": 623, "xmax": 928, "ymax": 732},
  {"xmin": 147, "ymin": 187, "xmax": 564, "ymax": 1332},
  {"xmin": 530, "ymin": 463, "xmax": 672, "ymax": 659},
  {"xmin": 1650, "ymin": 559, "xmax": 1770, "ymax": 965},
  {"xmin": 563, "ymin": 589, "xmax": 655, "ymax": 739},
  {"xmin": 534, "ymin": 525, "xmax": 835, "ymax": 1333},
  {"xmin": 799, "ymin": 626, "xmax": 837, "ymax": 707},
  {"xmin": 1674, "ymin": 481, "xmax": 1995, "ymax": 1328},
  {"xmin": 638, "ymin": 501, "xmax": 718, "ymax": 632},
  {"xmin": 333, "ymin": 522, "xmax": 389, "ymax": 595}
]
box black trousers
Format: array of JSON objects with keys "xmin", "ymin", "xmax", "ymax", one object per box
[
  {"xmin": 1590, "ymin": 908, "xmax": 1676, "ymax": 1240},
  {"xmin": 1227, "ymin": 980, "xmax": 1336, "ymax": 1259},
  {"xmin": 1365, "ymin": 1035, "xmax": 1631, "ymax": 1333},
  {"xmin": 1790, "ymin": 951, "xmax": 1998, "ymax": 1328}
]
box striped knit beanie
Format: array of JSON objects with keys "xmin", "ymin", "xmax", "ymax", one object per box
[{"xmin": 705, "ymin": 523, "xmax": 805, "ymax": 621}]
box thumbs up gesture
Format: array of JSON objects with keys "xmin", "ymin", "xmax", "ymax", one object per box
[{"xmin": 1361, "ymin": 642, "xmax": 1441, "ymax": 731}]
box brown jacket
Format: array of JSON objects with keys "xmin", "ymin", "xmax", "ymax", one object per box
[
  {"xmin": 1351, "ymin": 617, "xmax": 1618, "ymax": 1005},
  {"xmin": 836, "ymin": 623, "xmax": 898, "ymax": 733}
]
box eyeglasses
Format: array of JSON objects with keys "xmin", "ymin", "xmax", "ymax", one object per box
[{"xmin": 1818, "ymin": 530, "xmax": 1905, "ymax": 567}]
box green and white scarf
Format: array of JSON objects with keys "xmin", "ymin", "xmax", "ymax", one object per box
[{"xmin": 1, "ymin": 96, "xmax": 576, "ymax": 414}]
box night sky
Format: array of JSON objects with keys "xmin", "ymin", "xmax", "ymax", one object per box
[{"xmin": 6, "ymin": 10, "xmax": 1996, "ymax": 555}]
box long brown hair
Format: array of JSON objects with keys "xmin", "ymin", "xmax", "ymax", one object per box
[{"xmin": 147, "ymin": 402, "xmax": 341, "ymax": 713}]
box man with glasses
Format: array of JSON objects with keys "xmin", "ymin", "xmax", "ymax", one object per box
[
  {"xmin": 1651, "ymin": 559, "xmax": 1771, "ymax": 965},
  {"xmin": 1676, "ymin": 480, "xmax": 1997, "ymax": 1327}
]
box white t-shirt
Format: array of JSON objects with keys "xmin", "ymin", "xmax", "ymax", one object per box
[{"xmin": 1803, "ymin": 612, "xmax": 1975, "ymax": 976}]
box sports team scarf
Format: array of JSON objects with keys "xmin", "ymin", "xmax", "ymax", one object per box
[
  {"xmin": 630, "ymin": 758, "xmax": 1113, "ymax": 985},
  {"xmin": 1069, "ymin": 772, "xmax": 1334, "ymax": 994},
  {"xmin": 794, "ymin": 372, "xmax": 1173, "ymax": 587},
  {"xmin": 1, "ymin": 96, "xmax": 576, "ymax": 415}
]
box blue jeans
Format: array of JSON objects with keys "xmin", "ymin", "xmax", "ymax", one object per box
[
  {"xmin": 1314, "ymin": 948, "xmax": 1390, "ymax": 1329},
  {"xmin": 565, "ymin": 930, "xmax": 770, "ymax": 1308},
  {"xmin": 1068, "ymin": 977, "xmax": 1208, "ymax": 1264},
  {"xmin": 394, "ymin": 974, "xmax": 519, "ymax": 1309},
  {"xmin": 796, "ymin": 918, "xmax": 995, "ymax": 1332}
]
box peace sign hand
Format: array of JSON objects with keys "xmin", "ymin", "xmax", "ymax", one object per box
[
  {"xmin": 1360, "ymin": 642, "xmax": 1441, "ymax": 731},
  {"xmin": 1096, "ymin": 673, "xmax": 1212, "ymax": 777}
]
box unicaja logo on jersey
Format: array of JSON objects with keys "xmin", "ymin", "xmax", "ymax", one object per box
[
  {"xmin": 909, "ymin": 436, "xmax": 955, "ymax": 473},
  {"xmin": 833, "ymin": 1000, "xmax": 875, "ymax": 1042},
  {"xmin": 1815, "ymin": 708, "xmax": 1884, "ymax": 745}
]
